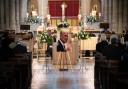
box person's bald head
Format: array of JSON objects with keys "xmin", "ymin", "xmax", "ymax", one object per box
[{"xmin": 60, "ymin": 31, "xmax": 68, "ymax": 43}]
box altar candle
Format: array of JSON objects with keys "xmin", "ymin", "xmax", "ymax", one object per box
[{"xmin": 91, "ymin": 10, "xmax": 96, "ymax": 16}]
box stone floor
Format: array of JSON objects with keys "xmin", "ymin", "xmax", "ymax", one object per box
[{"xmin": 31, "ymin": 58, "xmax": 95, "ymax": 89}]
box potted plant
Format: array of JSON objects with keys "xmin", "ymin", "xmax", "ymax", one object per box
[
  {"xmin": 38, "ymin": 31, "xmax": 53, "ymax": 45},
  {"xmin": 77, "ymin": 30, "xmax": 90, "ymax": 40},
  {"xmin": 86, "ymin": 15, "xmax": 97, "ymax": 24},
  {"xmin": 57, "ymin": 21, "xmax": 70, "ymax": 30}
]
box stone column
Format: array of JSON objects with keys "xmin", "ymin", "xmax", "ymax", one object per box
[
  {"xmin": 38, "ymin": 0, "xmax": 48, "ymax": 19},
  {"xmin": 38, "ymin": 0, "xmax": 42, "ymax": 16},
  {"xmin": 15, "ymin": 0, "xmax": 20, "ymax": 33},
  {"xmin": 10, "ymin": 0, "xmax": 16, "ymax": 30},
  {"xmin": 81, "ymin": 0, "xmax": 91, "ymax": 16},
  {"xmin": 108, "ymin": 0, "xmax": 112, "ymax": 31},
  {"xmin": 5, "ymin": 0, "xmax": 10, "ymax": 30},
  {"xmin": 118, "ymin": 0, "xmax": 123, "ymax": 33},
  {"xmin": 100, "ymin": 0, "xmax": 104, "ymax": 20},
  {"xmin": 20, "ymin": 0, "xmax": 28, "ymax": 23},
  {"xmin": 44, "ymin": 0, "xmax": 48, "ymax": 18},
  {"xmin": 104, "ymin": 0, "xmax": 109, "ymax": 22},
  {"xmin": 127, "ymin": 0, "xmax": 128, "ymax": 27},
  {"xmin": 0, "ymin": 0, "xmax": 5, "ymax": 30},
  {"xmin": 123, "ymin": 0, "xmax": 127, "ymax": 29},
  {"xmin": 112, "ymin": 0, "xmax": 118, "ymax": 33}
]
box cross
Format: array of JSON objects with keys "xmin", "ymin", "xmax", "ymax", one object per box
[{"xmin": 61, "ymin": 2, "xmax": 67, "ymax": 21}]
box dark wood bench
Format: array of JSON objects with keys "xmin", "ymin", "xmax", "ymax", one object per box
[
  {"xmin": 95, "ymin": 58, "xmax": 120, "ymax": 89},
  {"xmin": 0, "ymin": 52, "xmax": 32, "ymax": 89}
]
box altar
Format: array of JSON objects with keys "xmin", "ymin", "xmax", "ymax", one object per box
[
  {"xmin": 35, "ymin": 1, "xmax": 101, "ymax": 65},
  {"xmin": 36, "ymin": 24, "xmax": 100, "ymax": 62}
]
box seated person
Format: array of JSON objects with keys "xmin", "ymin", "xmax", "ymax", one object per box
[
  {"xmin": 57, "ymin": 31, "xmax": 68, "ymax": 52},
  {"xmin": 12, "ymin": 43, "xmax": 27, "ymax": 53},
  {"xmin": 96, "ymin": 33, "xmax": 108, "ymax": 53},
  {"xmin": 9, "ymin": 38, "xmax": 27, "ymax": 53},
  {"xmin": 95, "ymin": 33, "xmax": 108, "ymax": 60},
  {"xmin": 0, "ymin": 33, "xmax": 14, "ymax": 59},
  {"xmin": 103, "ymin": 37, "xmax": 124, "ymax": 60}
]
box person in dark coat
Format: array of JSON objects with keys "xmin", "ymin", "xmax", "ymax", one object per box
[
  {"xmin": 57, "ymin": 31, "xmax": 68, "ymax": 52},
  {"xmin": 103, "ymin": 37, "xmax": 124, "ymax": 60},
  {"xmin": 0, "ymin": 32, "xmax": 14, "ymax": 60}
]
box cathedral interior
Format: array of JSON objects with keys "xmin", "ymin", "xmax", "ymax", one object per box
[{"xmin": 0, "ymin": 0, "xmax": 128, "ymax": 89}]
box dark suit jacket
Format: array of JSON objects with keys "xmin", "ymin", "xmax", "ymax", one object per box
[
  {"xmin": 103, "ymin": 44, "xmax": 124, "ymax": 60},
  {"xmin": 13, "ymin": 44, "xmax": 27, "ymax": 53},
  {"xmin": 57, "ymin": 40, "xmax": 66, "ymax": 52}
]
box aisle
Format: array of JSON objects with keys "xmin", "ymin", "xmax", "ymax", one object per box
[{"xmin": 31, "ymin": 58, "xmax": 94, "ymax": 89}]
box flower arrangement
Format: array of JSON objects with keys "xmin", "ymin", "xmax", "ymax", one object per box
[
  {"xmin": 57, "ymin": 21, "xmax": 70, "ymax": 29},
  {"xmin": 86, "ymin": 15, "xmax": 97, "ymax": 24},
  {"xmin": 38, "ymin": 32, "xmax": 53, "ymax": 45},
  {"xmin": 77, "ymin": 30, "xmax": 90, "ymax": 40},
  {"xmin": 25, "ymin": 16, "xmax": 42, "ymax": 24}
]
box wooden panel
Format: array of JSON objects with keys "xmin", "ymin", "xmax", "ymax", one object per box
[
  {"xmin": 51, "ymin": 19, "xmax": 57, "ymax": 26},
  {"xmin": 56, "ymin": 19, "xmax": 61, "ymax": 24},
  {"xmin": 67, "ymin": 19, "xmax": 72, "ymax": 26},
  {"xmin": 50, "ymin": 18, "xmax": 78, "ymax": 26},
  {"xmin": 71, "ymin": 19, "xmax": 78, "ymax": 26}
]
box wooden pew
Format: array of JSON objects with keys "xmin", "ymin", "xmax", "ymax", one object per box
[
  {"xmin": 95, "ymin": 55, "xmax": 128, "ymax": 89},
  {"xmin": 0, "ymin": 52, "xmax": 32, "ymax": 89},
  {"xmin": 94, "ymin": 55, "xmax": 120, "ymax": 89},
  {"xmin": 0, "ymin": 62, "xmax": 17, "ymax": 89},
  {"xmin": 115, "ymin": 72, "xmax": 128, "ymax": 89}
]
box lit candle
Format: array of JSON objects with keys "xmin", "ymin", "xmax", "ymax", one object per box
[
  {"xmin": 78, "ymin": 14, "xmax": 82, "ymax": 20},
  {"xmin": 27, "ymin": 13, "xmax": 29, "ymax": 17},
  {"xmin": 91, "ymin": 4, "xmax": 97, "ymax": 16},
  {"xmin": 99, "ymin": 13, "xmax": 101, "ymax": 17},
  {"xmin": 91, "ymin": 10, "xmax": 96, "ymax": 16},
  {"xmin": 47, "ymin": 14, "xmax": 51, "ymax": 20},
  {"xmin": 32, "ymin": 10, "xmax": 37, "ymax": 16}
]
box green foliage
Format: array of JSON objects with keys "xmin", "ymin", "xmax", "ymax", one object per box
[
  {"xmin": 78, "ymin": 30, "xmax": 90, "ymax": 40},
  {"xmin": 38, "ymin": 32, "xmax": 53, "ymax": 45},
  {"xmin": 25, "ymin": 16, "xmax": 42, "ymax": 24},
  {"xmin": 86, "ymin": 16, "xmax": 97, "ymax": 24},
  {"xmin": 57, "ymin": 21, "xmax": 70, "ymax": 30}
]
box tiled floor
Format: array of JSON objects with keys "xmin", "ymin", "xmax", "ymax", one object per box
[{"xmin": 31, "ymin": 58, "xmax": 94, "ymax": 89}]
